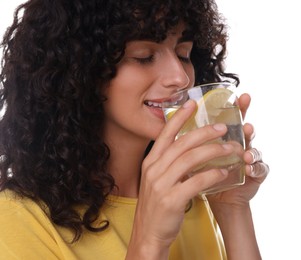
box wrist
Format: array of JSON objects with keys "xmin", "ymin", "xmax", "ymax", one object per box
[
  {"xmin": 210, "ymin": 202, "xmax": 251, "ymax": 223},
  {"xmin": 126, "ymin": 243, "xmax": 170, "ymax": 260},
  {"xmin": 126, "ymin": 232, "xmax": 170, "ymax": 260}
]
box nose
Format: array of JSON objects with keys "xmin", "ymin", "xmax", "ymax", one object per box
[{"xmin": 160, "ymin": 54, "xmax": 191, "ymax": 91}]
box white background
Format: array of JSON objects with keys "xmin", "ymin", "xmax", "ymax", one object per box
[{"xmin": 1, "ymin": 1, "xmax": 301, "ymax": 259}]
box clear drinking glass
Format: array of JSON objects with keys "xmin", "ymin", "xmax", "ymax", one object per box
[{"xmin": 162, "ymin": 82, "xmax": 245, "ymax": 195}]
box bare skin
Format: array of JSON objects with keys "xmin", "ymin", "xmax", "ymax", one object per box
[{"xmin": 102, "ymin": 23, "xmax": 269, "ymax": 259}]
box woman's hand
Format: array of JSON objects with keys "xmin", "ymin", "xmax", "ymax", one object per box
[
  {"xmin": 207, "ymin": 93, "xmax": 269, "ymax": 208},
  {"xmin": 127, "ymin": 100, "xmax": 234, "ymax": 259},
  {"xmin": 206, "ymin": 93, "xmax": 269, "ymax": 260}
]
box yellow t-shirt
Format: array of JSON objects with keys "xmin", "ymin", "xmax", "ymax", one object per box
[{"xmin": 0, "ymin": 190, "xmax": 226, "ymax": 260}]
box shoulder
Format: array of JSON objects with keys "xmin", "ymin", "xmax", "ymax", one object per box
[
  {"xmin": 0, "ymin": 189, "xmax": 69, "ymax": 259},
  {"xmin": 0, "ymin": 189, "xmax": 46, "ymax": 217},
  {"xmin": 0, "ymin": 189, "xmax": 53, "ymax": 232}
]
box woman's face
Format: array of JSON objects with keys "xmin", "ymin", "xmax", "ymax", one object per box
[{"xmin": 103, "ymin": 23, "xmax": 195, "ymax": 142}]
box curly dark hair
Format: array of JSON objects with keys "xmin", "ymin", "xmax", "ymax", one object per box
[{"xmin": 0, "ymin": 0, "xmax": 238, "ymax": 242}]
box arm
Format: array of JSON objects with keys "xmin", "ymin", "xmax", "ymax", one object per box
[
  {"xmin": 126, "ymin": 235, "xmax": 170, "ymax": 260},
  {"xmin": 208, "ymin": 93, "xmax": 269, "ymax": 259},
  {"xmin": 211, "ymin": 151, "xmax": 269, "ymax": 260},
  {"xmin": 125, "ymin": 101, "xmax": 234, "ymax": 259},
  {"xmin": 212, "ymin": 203, "xmax": 261, "ymax": 260}
]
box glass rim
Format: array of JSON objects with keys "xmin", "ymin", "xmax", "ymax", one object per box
[
  {"xmin": 194, "ymin": 81, "xmax": 236, "ymax": 89},
  {"xmin": 162, "ymin": 81, "xmax": 236, "ymax": 104}
]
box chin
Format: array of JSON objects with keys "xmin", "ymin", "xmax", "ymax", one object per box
[{"xmin": 141, "ymin": 122, "xmax": 165, "ymax": 141}]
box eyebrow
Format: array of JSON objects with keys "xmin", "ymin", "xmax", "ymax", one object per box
[
  {"xmin": 177, "ymin": 36, "xmax": 193, "ymax": 43},
  {"xmin": 165, "ymin": 30, "xmax": 194, "ymax": 44},
  {"xmin": 178, "ymin": 29, "xmax": 194, "ymax": 43}
]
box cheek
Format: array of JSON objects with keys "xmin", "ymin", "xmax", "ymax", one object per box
[
  {"xmin": 109, "ymin": 63, "xmax": 154, "ymax": 95},
  {"xmin": 103, "ymin": 65, "xmax": 150, "ymax": 118}
]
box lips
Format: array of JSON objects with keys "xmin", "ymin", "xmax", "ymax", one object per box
[{"xmin": 144, "ymin": 99, "xmax": 165, "ymax": 120}]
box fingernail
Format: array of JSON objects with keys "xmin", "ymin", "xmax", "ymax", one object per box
[
  {"xmin": 250, "ymin": 164, "xmax": 256, "ymax": 176},
  {"xmin": 249, "ymin": 152, "xmax": 256, "ymax": 164},
  {"xmin": 213, "ymin": 123, "xmax": 227, "ymax": 131},
  {"xmin": 220, "ymin": 169, "xmax": 228, "ymax": 176},
  {"xmin": 222, "ymin": 144, "xmax": 233, "ymax": 150}
]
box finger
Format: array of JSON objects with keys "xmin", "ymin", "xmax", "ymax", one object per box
[
  {"xmin": 243, "ymin": 123, "xmax": 255, "ymax": 149},
  {"xmin": 143, "ymin": 134, "xmax": 233, "ymax": 184},
  {"xmin": 149, "ymin": 100, "xmax": 197, "ymax": 158},
  {"xmin": 246, "ymin": 162, "xmax": 269, "ymax": 181},
  {"xmin": 249, "ymin": 148, "xmax": 262, "ymax": 163},
  {"xmin": 238, "ymin": 93, "xmax": 251, "ymax": 119},
  {"xmin": 244, "ymin": 148, "xmax": 262, "ymax": 164},
  {"xmin": 162, "ymin": 142, "xmax": 234, "ymax": 183},
  {"xmin": 157, "ymin": 124, "xmax": 228, "ymax": 167},
  {"xmin": 177, "ymin": 168, "xmax": 228, "ymax": 199}
]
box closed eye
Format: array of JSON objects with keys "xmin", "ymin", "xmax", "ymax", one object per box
[
  {"xmin": 133, "ymin": 55, "xmax": 154, "ymax": 64},
  {"xmin": 178, "ymin": 56, "xmax": 191, "ymax": 63}
]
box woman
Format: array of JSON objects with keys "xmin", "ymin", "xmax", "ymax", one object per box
[{"xmin": 0, "ymin": 0, "xmax": 269, "ymax": 259}]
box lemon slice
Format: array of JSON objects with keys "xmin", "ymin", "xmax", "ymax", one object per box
[
  {"xmin": 164, "ymin": 87, "xmax": 237, "ymax": 135},
  {"xmin": 201, "ymin": 88, "xmax": 234, "ymax": 113},
  {"xmin": 164, "ymin": 108, "xmax": 177, "ymax": 121},
  {"xmin": 193, "ymin": 88, "xmax": 236, "ymax": 126}
]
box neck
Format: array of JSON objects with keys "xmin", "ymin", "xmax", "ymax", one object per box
[{"xmin": 105, "ymin": 131, "xmax": 151, "ymax": 198}]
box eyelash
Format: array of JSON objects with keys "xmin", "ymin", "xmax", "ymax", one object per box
[
  {"xmin": 134, "ymin": 55, "xmax": 191, "ymax": 64},
  {"xmin": 178, "ymin": 56, "xmax": 191, "ymax": 63},
  {"xmin": 134, "ymin": 55, "xmax": 155, "ymax": 64}
]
